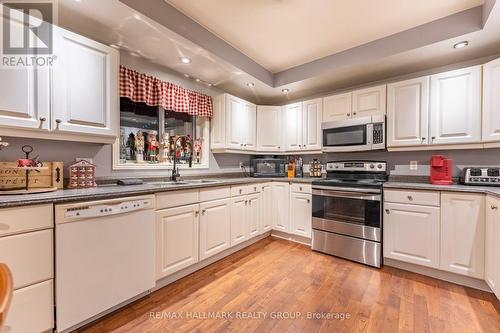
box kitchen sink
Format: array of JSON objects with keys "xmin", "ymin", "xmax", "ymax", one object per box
[
  {"xmin": 147, "ymin": 181, "xmax": 189, "ymax": 186},
  {"xmin": 183, "ymin": 179, "xmax": 220, "ymax": 184}
]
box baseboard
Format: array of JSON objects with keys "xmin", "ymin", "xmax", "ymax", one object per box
[
  {"xmin": 384, "ymin": 258, "xmax": 492, "ymax": 292},
  {"xmin": 270, "ymin": 230, "xmax": 311, "ymax": 246},
  {"xmin": 155, "ymin": 232, "xmax": 271, "ymax": 290}
]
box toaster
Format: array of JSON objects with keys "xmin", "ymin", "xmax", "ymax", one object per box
[{"xmin": 460, "ymin": 167, "xmax": 500, "ymax": 186}]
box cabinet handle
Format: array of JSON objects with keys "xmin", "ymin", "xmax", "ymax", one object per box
[
  {"xmin": 353, "ymin": 112, "xmax": 357, "ymax": 116},
  {"xmin": 195, "ymin": 211, "xmax": 199, "ymax": 217},
  {"xmin": 307, "ymin": 199, "xmax": 310, "ymax": 204},
  {"xmin": 407, "ymin": 195, "xmax": 413, "ymax": 201},
  {"xmin": 299, "ymin": 187, "xmax": 303, "ymax": 191},
  {"xmin": 421, "ymin": 137, "xmax": 426, "ymax": 143},
  {"xmin": 202, "ymin": 209, "xmax": 206, "ymax": 215},
  {"xmin": 254, "ymin": 186, "xmax": 257, "ymax": 191},
  {"xmin": 347, "ymin": 113, "xmax": 350, "ymax": 117},
  {"xmin": 245, "ymin": 200, "xmax": 248, "ymax": 205},
  {"xmin": 385, "ymin": 209, "xmax": 390, "ymax": 214},
  {"xmin": 431, "ymin": 136, "xmax": 436, "ymax": 143},
  {"xmin": 55, "ymin": 118, "xmax": 62, "ymax": 129},
  {"xmin": 39, "ymin": 116, "xmax": 46, "ymax": 123},
  {"xmin": 491, "ymin": 206, "xmax": 498, "ymax": 210},
  {"xmin": 277, "ymin": 146, "xmax": 281, "ymax": 149}
]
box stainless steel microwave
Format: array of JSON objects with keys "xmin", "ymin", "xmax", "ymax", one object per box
[
  {"xmin": 321, "ymin": 115, "xmax": 385, "ymax": 152},
  {"xmin": 251, "ymin": 158, "xmax": 287, "ymax": 177}
]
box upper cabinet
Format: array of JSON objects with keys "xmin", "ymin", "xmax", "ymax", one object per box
[
  {"xmin": 483, "ymin": 58, "xmax": 500, "ymax": 143},
  {"xmin": 52, "ymin": 27, "xmax": 119, "ymax": 138},
  {"xmin": 323, "ymin": 92, "xmax": 352, "ymax": 122},
  {"xmin": 283, "ymin": 98, "xmax": 322, "ymax": 153},
  {"xmin": 429, "ymin": 66, "xmax": 482, "ymax": 145},
  {"xmin": 352, "ymin": 85, "xmax": 387, "ymax": 118},
  {"xmin": 256, "ymin": 106, "xmax": 282, "ymax": 152},
  {"xmin": 387, "ymin": 77, "xmax": 430, "ymax": 147},
  {"xmin": 211, "ymin": 93, "xmax": 256, "ymax": 152},
  {"xmin": 0, "ymin": 26, "xmax": 119, "ymax": 143},
  {"xmin": 283, "ymin": 102, "xmax": 303, "ymax": 152}
]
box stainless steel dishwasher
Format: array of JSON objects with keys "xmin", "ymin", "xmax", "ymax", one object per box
[{"xmin": 54, "ymin": 195, "xmax": 155, "ymax": 332}]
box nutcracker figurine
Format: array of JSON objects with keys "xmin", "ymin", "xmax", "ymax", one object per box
[
  {"xmin": 183, "ymin": 135, "xmax": 192, "ymax": 159},
  {"xmin": 194, "ymin": 138, "xmax": 202, "ymax": 164},
  {"xmin": 160, "ymin": 132, "xmax": 170, "ymax": 163},
  {"xmin": 147, "ymin": 130, "xmax": 159, "ymax": 162},
  {"xmin": 135, "ymin": 130, "xmax": 145, "ymax": 163}
]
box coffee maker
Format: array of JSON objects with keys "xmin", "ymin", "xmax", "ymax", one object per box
[{"xmin": 430, "ymin": 155, "xmax": 453, "ymax": 185}]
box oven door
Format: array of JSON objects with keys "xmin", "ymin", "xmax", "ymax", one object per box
[{"xmin": 312, "ymin": 187, "xmax": 381, "ymax": 242}]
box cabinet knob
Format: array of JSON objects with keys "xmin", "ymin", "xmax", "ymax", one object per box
[
  {"xmin": 254, "ymin": 186, "xmax": 257, "ymax": 191},
  {"xmin": 202, "ymin": 209, "xmax": 206, "ymax": 215},
  {"xmin": 299, "ymin": 187, "xmax": 303, "ymax": 191},
  {"xmin": 55, "ymin": 119, "xmax": 62, "ymax": 124},
  {"xmin": 421, "ymin": 137, "xmax": 426, "ymax": 142},
  {"xmin": 239, "ymin": 189, "xmax": 242, "ymax": 194},
  {"xmin": 407, "ymin": 195, "xmax": 413, "ymax": 201},
  {"xmin": 385, "ymin": 209, "xmax": 390, "ymax": 214},
  {"xmin": 353, "ymin": 112, "xmax": 357, "ymax": 116},
  {"xmin": 347, "ymin": 113, "xmax": 350, "ymax": 117},
  {"xmin": 277, "ymin": 146, "xmax": 281, "ymax": 149},
  {"xmin": 39, "ymin": 116, "xmax": 46, "ymax": 122},
  {"xmin": 491, "ymin": 206, "xmax": 498, "ymax": 210},
  {"xmin": 245, "ymin": 200, "xmax": 248, "ymax": 205},
  {"xmin": 307, "ymin": 199, "xmax": 310, "ymax": 204},
  {"xmin": 195, "ymin": 211, "xmax": 199, "ymax": 217}
]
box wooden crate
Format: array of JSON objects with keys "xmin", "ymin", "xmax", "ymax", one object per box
[{"xmin": 0, "ymin": 162, "xmax": 63, "ymax": 190}]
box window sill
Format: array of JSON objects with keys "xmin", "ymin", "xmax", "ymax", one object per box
[{"xmin": 112, "ymin": 162, "xmax": 209, "ymax": 171}]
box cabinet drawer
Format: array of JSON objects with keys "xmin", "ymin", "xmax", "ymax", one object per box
[
  {"xmin": 247, "ymin": 183, "xmax": 262, "ymax": 194},
  {"xmin": 231, "ymin": 185, "xmax": 248, "ymax": 197},
  {"xmin": 3, "ymin": 279, "xmax": 54, "ymax": 333},
  {"xmin": 156, "ymin": 189, "xmax": 199, "ymax": 210},
  {"xmin": 0, "ymin": 229, "xmax": 53, "ymax": 290},
  {"xmin": 291, "ymin": 183, "xmax": 312, "ymax": 194},
  {"xmin": 0, "ymin": 204, "xmax": 53, "ymax": 237},
  {"xmin": 199, "ymin": 186, "xmax": 231, "ymax": 202},
  {"xmin": 384, "ymin": 189, "xmax": 440, "ymax": 206}
]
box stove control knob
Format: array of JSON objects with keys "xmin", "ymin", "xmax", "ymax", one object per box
[
  {"xmin": 377, "ymin": 164, "xmax": 383, "ymax": 169},
  {"xmin": 369, "ymin": 164, "xmax": 375, "ymax": 169}
]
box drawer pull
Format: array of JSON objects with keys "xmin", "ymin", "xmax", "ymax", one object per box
[
  {"xmin": 201, "ymin": 209, "xmax": 206, "ymax": 215},
  {"xmin": 491, "ymin": 206, "xmax": 498, "ymax": 210},
  {"xmin": 194, "ymin": 211, "xmax": 199, "ymax": 217},
  {"xmin": 245, "ymin": 200, "xmax": 248, "ymax": 205},
  {"xmin": 385, "ymin": 209, "xmax": 390, "ymax": 214},
  {"xmin": 299, "ymin": 187, "xmax": 303, "ymax": 191},
  {"xmin": 307, "ymin": 199, "xmax": 310, "ymax": 204},
  {"xmin": 407, "ymin": 195, "xmax": 413, "ymax": 201},
  {"xmin": 239, "ymin": 189, "xmax": 242, "ymax": 194},
  {"xmin": 254, "ymin": 186, "xmax": 257, "ymax": 191}
]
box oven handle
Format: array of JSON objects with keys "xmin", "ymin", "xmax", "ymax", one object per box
[{"xmin": 312, "ymin": 188, "xmax": 381, "ymax": 201}]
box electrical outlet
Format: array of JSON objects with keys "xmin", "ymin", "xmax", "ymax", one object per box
[
  {"xmin": 76, "ymin": 157, "xmax": 94, "ymax": 164},
  {"xmin": 410, "ymin": 161, "xmax": 418, "ymax": 171}
]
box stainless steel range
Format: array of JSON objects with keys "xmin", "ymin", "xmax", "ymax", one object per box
[{"xmin": 311, "ymin": 161, "xmax": 388, "ymax": 268}]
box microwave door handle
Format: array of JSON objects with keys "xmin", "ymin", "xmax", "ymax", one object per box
[
  {"xmin": 366, "ymin": 123, "xmax": 373, "ymax": 146},
  {"xmin": 312, "ymin": 189, "xmax": 381, "ymax": 201}
]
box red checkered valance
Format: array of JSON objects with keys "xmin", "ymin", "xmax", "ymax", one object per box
[{"xmin": 119, "ymin": 65, "xmax": 213, "ymax": 117}]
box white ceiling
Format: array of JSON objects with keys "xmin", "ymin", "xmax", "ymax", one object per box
[
  {"xmin": 166, "ymin": 0, "xmax": 484, "ymax": 72},
  {"xmin": 58, "ymin": 0, "xmax": 500, "ymax": 105}
]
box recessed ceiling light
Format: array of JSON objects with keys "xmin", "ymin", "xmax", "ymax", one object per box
[
  {"xmin": 195, "ymin": 78, "xmax": 201, "ymax": 82},
  {"xmin": 179, "ymin": 57, "xmax": 191, "ymax": 64},
  {"xmin": 246, "ymin": 82, "xmax": 254, "ymax": 87},
  {"xmin": 282, "ymin": 89, "xmax": 290, "ymax": 93},
  {"xmin": 453, "ymin": 41, "xmax": 469, "ymax": 49},
  {"xmin": 184, "ymin": 74, "xmax": 190, "ymax": 78}
]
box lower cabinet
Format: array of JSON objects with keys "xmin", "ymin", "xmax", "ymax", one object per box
[
  {"xmin": 485, "ymin": 196, "xmax": 500, "ymax": 299},
  {"xmin": 290, "ymin": 192, "xmax": 312, "ymax": 237},
  {"xmin": 384, "ymin": 202, "xmax": 440, "ymax": 268},
  {"xmin": 440, "ymin": 193, "xmax": 485, "ymax": 278},
  {"xmin": 199, "ymin": 198, "xmax": 231, "ymax": 260},
  {"xmin": 230, "ymin": 196, "xmax": 249, "ymax": 246},
  {"xmin": 272, "ymin": 182, "xmax": 290, "ymax": 232},
  {"xmin": 155, "ymin": 204, "xmax": 199, "ymax": 279},
  {"xmin": 260, "ymin": 183, "xmax": 273, "ymax": 233},
  {"xmin": 248, "ymin": 193, "xmax": 261, "ymax": 237}
]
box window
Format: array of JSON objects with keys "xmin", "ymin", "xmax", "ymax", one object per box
[{"xmin": 114, "ymin": 98, "xmax": 209, "ymax": 169}]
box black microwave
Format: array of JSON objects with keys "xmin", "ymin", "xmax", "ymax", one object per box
[{"xmin": 251, "ymin": 158, "xmax": 287, "ymax": 178}]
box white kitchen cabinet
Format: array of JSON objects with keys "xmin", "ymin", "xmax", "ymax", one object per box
[
  {"xmin": 199, "ymin": 198, "xmax": 231, "ymax": 260},
  {"xmin": 352, "ymin": 85, "xmax": 386, "ymax": 118},
  {"xmin": 225, "ymin": 94, "xmax": 245, "ymax": 150},
  {"xmin": 323, "ymin": 92, "xmax": 352, "ymax": 122},
  {"xmin": 256, "ymin": 106, "xmax": 282, "ymax": 152},
  {"xmin": 52, "ymin": 26, "xmax": 119, "ymax": 138},
  {"xmin": 260, "ymin": 183, "xmax": 273, "ymax": 234},
  {"xmin": 283, "ymin": 102, "xmax": 303, "ymax": 151},
  {"xmin": 210, "ymin": 94, "xmax": 226, "ymax": 149},
  {"xmin": 155, "ymin": 204, "xmax": 199, "ymax": 278},
  {"xmin": 302, "ymin": 98, "xmax": 322, "ymax": 151},
  {"xmin": 429, "ymin": 66, "xmax": 482, "ymax": 145},
  {"xmin": 290, "ymin": 192, "xmax": 312, "ymax": 237},
  {"xmin": 230, "ymin": 196, "xmax": 249, "ymax": 246},
  {"xmin": 272, "ymin": 182, "xmax": 290, "ymax": 232},
  {"xmin": 483, "ymin": 58, "xmax": 500, "ymax": 143},
  {"xmin": 383, "ymin": 202, "xmax": 440, "ymax": 268},
  {"xmin": 440, "ymin": 192, "xmax": 485, "ymax": 278},
  {"xmin": 248, "ymin": 193, "xmax": 261, "ymax": 238},
  {"xmin": 387, "ymin": 77, "xmax": 430, "ymax": 147},
  {"xmin": 0, "ymin": 67, "xmax": 50, "ymax": 131},
  {"xmin": 242, "ymin": 101, "xmax": 257, "ymax": 150},
  {"xmin": 485, "ymin": 196, "xmax": 500, "ymax": 299}
]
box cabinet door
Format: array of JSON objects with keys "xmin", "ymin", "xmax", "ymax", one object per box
[
  {"xmin": 256, "ymin": 106, "xmax": 282, "ymax": 152},
  {"xmin": 52, "ymin": 26, "xmax": 119, "ymax": 137},
  {"xmin": 352, "ymin": 85, "xmax": 386, "ymax": 118},
  {"xmin": 485, "ymin": 196, "xmax": 500, "ymax": 297},
  {"xmin": 0, "ymin": 67, "xmax": 50, "ymax": 131},
  {"xmin": 225, "ymin": 94, "xmax": 245, "ymax": 150},
  {"xmin": 429, "ymin": 66, "xmax": 481, "ymax": 145},
  {"xmin": 272, "ymin": 182, "xmax": 290, "ymax": 232},
  {"xmin": 243, "ymin": 101, "xmax": 257, "ymax": 150},
  {"xmin": 290, "ymin": 193, "xmax": 312, "ymax": 237},
  {"xmin": 483, "ymin": 58, "xmax": 500, "ymax": 142},
  {"xmin": 230, "ymin": 196, "xmax": 248, "ymax": 246},
  {"xmin": 248, "ymin": 193, "xmax": 261, "ymax": 238},
  {"xmin": 440, "ymin": 192, "xmax": 485, "ymax": 278},
  {"xmin": 156, "ymin": 204, "xmax": 199, "ymax": 279},
  {"xmin": 283, "ymin": 103, "xmax": 303, "ymax": 151},
  {"xmin": 210, "ymin": 94, "xmax": 226, "ymax": 149},
  {"xmin": 302, "ymin": 98, "xmax": 322, "ymax": 151},
  {"xmin": 323, "ymin": 92, "xmax": 352, "ymax": 122},
  {"xmin": 199, "ymin": 198, "xmax": 231, "ymax": 260},
  {"xmin": 387, "ymin": 77, "xmax": 429, "ymax": 147},
  {"xmin": 260, "ymin": 183, "xmax": 273, "ymax": 233},
  {"xmin": 383, "ymin": 202, "xmax": 440, "ymax": 268}
]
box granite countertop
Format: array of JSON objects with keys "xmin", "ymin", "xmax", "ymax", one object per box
[
  {"xmin": 384, "ymin": 181, "xmax": 500, "ymax": 198},
  {"xmin": 0, "ymin": 177, "xmax": 317, "ymax": 208}
]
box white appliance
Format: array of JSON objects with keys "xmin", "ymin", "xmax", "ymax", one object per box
[
  {"xmin": 55, "ymin": 195, "xmax": 156, "ymax": 332},
  {"xmin": 322, "ymin": 115, "xmax": 385, "ymax": 152}
]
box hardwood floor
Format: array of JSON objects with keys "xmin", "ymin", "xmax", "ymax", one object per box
[{"xmin": 77, "ymin": 237, "xmax": 500, "ymax": 333}]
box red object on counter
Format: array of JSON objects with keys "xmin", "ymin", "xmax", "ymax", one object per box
[{"xmin": 430, "ymin": 155, "xmax": 453, "ymax": 185}]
